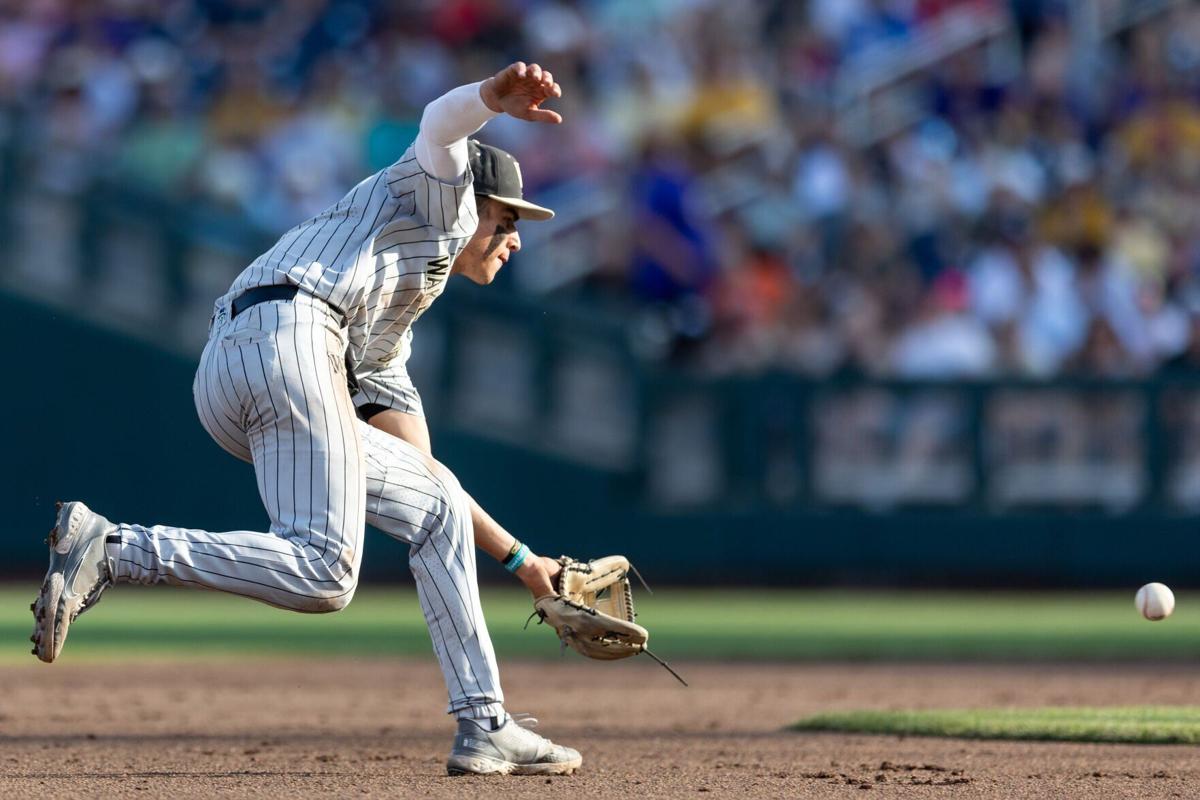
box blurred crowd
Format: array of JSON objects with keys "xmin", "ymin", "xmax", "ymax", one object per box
[{"xmin": 5, "ymin": 0, "xmax": 1200, "ymax": 379}]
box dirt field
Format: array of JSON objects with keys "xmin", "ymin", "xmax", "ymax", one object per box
[{"xmin": 2, "ymin": 659, "xmax": 1198, "ymax": 798}]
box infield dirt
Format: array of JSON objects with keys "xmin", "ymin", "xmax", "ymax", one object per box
[{"xmin": 2, "ymin": 660, "xmax": 1198, "ymax": 798}]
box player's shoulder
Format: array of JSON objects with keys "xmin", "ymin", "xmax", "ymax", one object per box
[{"xmin": 383, "ymin": 145, "xmax": 424, "ymax": 194}]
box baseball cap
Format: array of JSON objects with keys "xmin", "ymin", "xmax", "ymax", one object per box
[{"xmin": 468, "ymin": 139, "xmax": 554, "ymax": 221}]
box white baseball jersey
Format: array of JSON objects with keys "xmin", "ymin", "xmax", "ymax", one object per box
[
  {"xmin": 103, "ymin": 80, "xmax": 511, "ymax": 723},
  {"xmin": 221, "ymin": 146, "xmax": 476, "ymax": 416}
]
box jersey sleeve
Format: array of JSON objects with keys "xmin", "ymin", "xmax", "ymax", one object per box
[
  {"xmin": 352, "ymin": 356, "xmax": 425, "ymax": 420},
  {"xmin": 384, "ymin": 145, "xmax": 479, "ymax": 238},
  {"xmin": 413, "ymin": 80, "xmax": 497, "ymax": 182},
  {"xmin": 384, "ymin": 81, "xmax": 495, "ymax": 238}
]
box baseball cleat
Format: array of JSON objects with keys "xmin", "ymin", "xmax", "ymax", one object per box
[
  {"xmin": 30, "ymin": 501, "xmax": 117, "ymax": 663},
  {"xmin": 446, "ymin": 715, "xmax": 581, "ymax": 776}
]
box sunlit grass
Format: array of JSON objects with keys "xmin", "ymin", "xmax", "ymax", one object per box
[
  {"xmin": 2, "ymin": 585, "xmax": 1193, "ymax": 663},
  {"xmin": 793, "ymin": 706, "xmax": 1200, "ymax": 744}
]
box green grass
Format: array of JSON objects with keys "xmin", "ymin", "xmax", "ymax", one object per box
[
  {"xmin": 1, "ymin": 585, "xmax": 1195, "ymax": 663},
  {"xmin": 792, "ymin": 706, "xmax": 1200, "ymax": 744}
]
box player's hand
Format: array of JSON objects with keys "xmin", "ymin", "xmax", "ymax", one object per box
[
  {"xmin": 480, "ymin": 62, "xmax": 563, "ymax": 124},
  {"xmin": 515, "ymin": 555, "xmax": 560, "ymax": 599}
]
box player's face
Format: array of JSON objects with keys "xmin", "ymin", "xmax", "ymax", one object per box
[{"xmin": 452, "ymin": 201, "xmax": 521, "ymax": 285}]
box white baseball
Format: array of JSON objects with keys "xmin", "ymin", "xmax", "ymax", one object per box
[{"xmin": 1135, "ymin": 583, "xmax": 1175, "ymax": 621}]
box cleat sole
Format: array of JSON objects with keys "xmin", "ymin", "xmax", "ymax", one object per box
[
  {"xmin": 446, "ymin": 753, "xmax": 581, "ymax": 777},
  {"xmin": 33, "ymin": 572, "xmax": 64, "ymax": 663}
]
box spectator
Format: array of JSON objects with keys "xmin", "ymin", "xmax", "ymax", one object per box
[
  {"xmin": 967, "ymin": 208, "xmax": 1086, "ymax": 375},
  {"xmin": 892, "ymin": 269, "xmax": 997, "ymax": 378},
  {"xmin": 2, "ymin": 0, "xmax": 1200, "ymax": 382},
  {"xmin": 627, "ymin": 136, "xmax": 716, "ymax": 305}
]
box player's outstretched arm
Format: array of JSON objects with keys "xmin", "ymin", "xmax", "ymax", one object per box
[
  {"xmin": 415, "ymin": 61, "xmax": 562, "ymax": 184},
  {"xmin": 469, "ymin": 497, "xmax": 560, "ymax": 598}
]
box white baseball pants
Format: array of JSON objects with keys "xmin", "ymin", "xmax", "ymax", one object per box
[{"xmin": 109, "ymin": 295, "xmax": 503, "ymax": 719}]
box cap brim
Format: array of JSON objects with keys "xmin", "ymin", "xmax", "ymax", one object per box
[{"xmin": 484, "ymin": 194, "xmax": 555, "ymax": 221}]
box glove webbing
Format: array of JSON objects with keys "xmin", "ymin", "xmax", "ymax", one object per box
[{"xmin": 526, "ymin": 596, "xmax": 688, "ymax": 687}]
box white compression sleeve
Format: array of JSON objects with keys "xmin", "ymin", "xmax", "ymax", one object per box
[{"xmin": 414, "ymin": 81, "xmax": 501, "ymax": 183}]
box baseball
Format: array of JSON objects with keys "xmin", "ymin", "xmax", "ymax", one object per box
[{"xmin": 1135, "ymin": 583, "xmax": 1175, "ymax": 621}]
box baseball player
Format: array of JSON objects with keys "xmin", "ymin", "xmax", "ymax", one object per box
[{"xmin": 31, "ymin": 61, "xmax": 584, "ymax": 776}]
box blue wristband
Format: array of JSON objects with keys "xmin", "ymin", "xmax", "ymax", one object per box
[{"xmin": 504, "ymin": 543, "xmax": 530, "ymax": 573}]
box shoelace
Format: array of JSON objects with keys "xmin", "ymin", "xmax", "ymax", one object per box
[
  {"xmin": 506, "ymin": 713, "xmax": 568, "ymax": 755},
  {"xmin": 510, "ymin": 713, "xmax": 539, "ymax": 728},
  {"xmin": 74, "ymin": 576, "xmax": 111, "ymax": 621}
]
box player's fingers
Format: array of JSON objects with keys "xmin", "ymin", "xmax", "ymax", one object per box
[
  {"xmin": 511, "ymin": 61, "xmax": 527, "ymax": 79},
  {"xmin": 528, "ymin": 63, "xmax": 543, "ymax": 82},
  {"xmin": 541, "ymin": 70, "xmax": 554, "ymax": 89},
  {"xmin": 526, "ymin": 107, "xmax": 563, "ymax": 124},
  {"xmin": 549, "ymin": 81, "xmax": 562, "ymax": 98}
]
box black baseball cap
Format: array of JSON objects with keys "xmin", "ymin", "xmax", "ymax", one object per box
[{"xmin": 468, "ymin": 139, "xmax": 554, "ymax": 221}]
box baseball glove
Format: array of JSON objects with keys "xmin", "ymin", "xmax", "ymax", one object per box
[{"xmin": 529, "ymin": 556, "xmax": 686, "ymax": 685}]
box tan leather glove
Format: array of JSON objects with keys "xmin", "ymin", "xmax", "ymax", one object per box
[
  {"xmin": 532, "ymin": 556, "xmax": 647, "ymax": 659},
  {"xmin": 529, "ymin": 556, "xmax": 687, "ymax": 684}
]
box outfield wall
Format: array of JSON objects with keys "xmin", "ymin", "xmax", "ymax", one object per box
[{"xmin": 4, "ymin": 293, "xmax": 1196, "ymax": 588}]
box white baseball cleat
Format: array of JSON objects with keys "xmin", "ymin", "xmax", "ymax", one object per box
[
  {"xmin": 446, "ymin": 714, "xmax": 582, "ymax": 776},
  {"xmin": 30, "ymin": 501, "xmax": 117, "ymax": 663}
]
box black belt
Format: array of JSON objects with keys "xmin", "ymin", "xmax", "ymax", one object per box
[
  {"xmin": 231, "ymin": 285, "xmax": 300, "ymax": 319},
  {"xmin": 230, "ymin": 285, "xmax": 360, "ymax": 397},
  {"xmin": 232, "ymin": 285, "xmax": 348, "ymax": 328}
]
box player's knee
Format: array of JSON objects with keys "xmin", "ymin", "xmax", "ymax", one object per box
[
  {"xmin": 431, "ymin": 461, "xmax": 467, "ymax": 510},
  {"xmin": 311, "ymin": 588, "xmax": 354, "ymax": 613},
  {"xmin": 432, "ymin": 483, "xmax": 469, "ymax": 540},
  {"xmin": 306, "ymin": 585, "xmax": 355, "ymax": 614},
  {"xmin": 303, "ymin": 568, "xmax": 358, "ymax": 614}
]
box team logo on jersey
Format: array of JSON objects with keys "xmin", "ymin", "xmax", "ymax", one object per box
[{"xmin": 425, "ymin": 254, "xmax": 450, "ymax": 293}]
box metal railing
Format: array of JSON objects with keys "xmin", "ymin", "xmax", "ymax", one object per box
[{"xmin": 833, "ymin": 2, "xmax": 1018, "ymax": 146}]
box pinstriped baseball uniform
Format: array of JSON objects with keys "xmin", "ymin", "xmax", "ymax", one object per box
[
  {"xmin": 104, "ymin": 82, "xmax": 518, "ymax": 721},
  {"xmin": 226, "ymin": 144, "xmax": 476, "ymax": 416}
]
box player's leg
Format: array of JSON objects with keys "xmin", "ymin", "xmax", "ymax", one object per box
[
  {"xmin": 111, "ymin": 300, "xmax": 366, "ymax": 611},
  {"xmin": 357, "ymin": 422, "xmax": 502, "ymax": 717},
  {"xmin": 356, "ymin": 423, "xmax": 580, "ymax": 775},
  {"xmin": 32, "ymin": 300, "xmax": 365, "ymax": 661}
]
